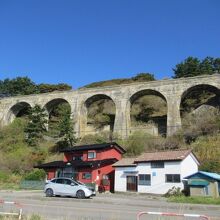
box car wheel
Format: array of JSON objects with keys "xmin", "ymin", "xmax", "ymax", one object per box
[
  {"xmin": 46, "ymin": 188, "xmax": 54, "ymax": 197},
  {"xmin": 76, "ymin": 190, "xmax": 85, "ymax": 199}
]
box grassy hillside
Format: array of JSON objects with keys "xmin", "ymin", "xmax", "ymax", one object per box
[
  {"xmin": 0, "ymin": 118, "xmax": 62, "ymax": 188},
  {"xmin": 0, "ymin": 103, "xmax": 220, "ymax": 189},
  {"xmin": 81, "ymin": 73, "xmax": 155, "ymax": 88}
]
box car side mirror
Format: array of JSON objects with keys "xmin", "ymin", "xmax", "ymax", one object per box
[{"xmin": 71, "ymin": 183, "xmax": 77, "ymax": 186}]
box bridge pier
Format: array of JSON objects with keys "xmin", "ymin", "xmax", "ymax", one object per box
[
  {"xmin": 166, "ymin": 95, "xmax": 182, "ymax": 136},
  {"xmin": 113, "ymin": 99, "xmax": 130, "ymax": 139}
]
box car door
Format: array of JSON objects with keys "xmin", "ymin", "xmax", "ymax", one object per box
[
  {"xmin": 63, "ymin": 179, "xmax": 79, "ymax": 196},
  {"xmin": 55, "ymin": 178, "xmax": 66, "ymax": 195}
]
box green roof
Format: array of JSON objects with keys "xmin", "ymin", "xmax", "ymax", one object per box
[{"xmin": 188, "ymin": 180, "xmax": 209, "ymax": 186}]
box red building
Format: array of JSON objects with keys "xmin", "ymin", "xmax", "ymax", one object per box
[{"xmin": 35, "ymin": 142, "xmax": 125, "ymax": 192}]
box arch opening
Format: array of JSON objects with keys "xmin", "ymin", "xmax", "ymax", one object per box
[
  {"xmin": 181, "ymin": 84, "xmax": 220, "ymax": 115},
  {"xmin": 83, "ymin": 94, "xmax": 116, "ymax": 137},
  {"xmin": 180, "ymin": 84, "xmax": 220, "ymax": 142},
  {"xmin": 44, "ymin": 98, "xmax": 71, "ymax": 137},
  {"xmin": 7, "ymin": 102, "xmax": 31, "ymax": 124},
  {"xmin": 130, "ymin": 90, "xmax": 167, "ymax": 136}
]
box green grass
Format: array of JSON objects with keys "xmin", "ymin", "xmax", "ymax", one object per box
[{"xmin": 168, "ymin": 195, "xmax": 220, "ymax": 205}]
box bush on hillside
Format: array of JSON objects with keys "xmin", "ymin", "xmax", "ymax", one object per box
[
  {"xmin": 163, "ymin": 133, "xmax": 185, "ymax": 150},
  {"xmin": 0, "ymin": 118, "xmax": 28, "ymax": 152},
  {"xmin": 199, "ymin": 160, "xmax": 220, "ymax": 173},
  {"xmin": 0, "ymin": 170, "xmax": 9, "ymax": 182},
  {"xmin": 78, "ymin": 131, "xmax": 115, "ymax": 145},
  {"xmin": 24, "ymin": 169, "xmax": 46, "ymax": 181},
  {"xmin": 191, "ymin": 135, "xmax": 220, "ymax": 172},
  {"xmin": 123, "ymin": 131, "xmax": 154, "ymax": 156},
  {"xmin": 182, "ymin": 107, "xmax": 220, "ymax": 144}
]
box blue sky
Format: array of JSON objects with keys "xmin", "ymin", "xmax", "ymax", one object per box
[{"xmin": 0, "ymin": 0, "xmax": 220, "ymax": 88}]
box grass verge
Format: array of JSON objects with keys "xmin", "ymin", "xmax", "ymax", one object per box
[{"xmin": 168, "ymin": 195, "xmax": 220, "ymax": 205}]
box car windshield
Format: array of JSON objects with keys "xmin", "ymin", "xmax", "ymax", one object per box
[{"xmin": 75, "ymin": 180, "xmax": 85, "ymax": 185}]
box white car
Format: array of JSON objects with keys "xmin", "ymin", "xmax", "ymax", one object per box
[
  {"xmin": 75, "ymin": 180, "xmax": 96, "ymax": 196},
  {"xmin": 44, "ymin": 177, "xmax": 93, "ymax": 199}
]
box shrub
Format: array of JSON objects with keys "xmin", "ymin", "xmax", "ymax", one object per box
[
  {"xmin": 199, "ymin": 160, "xmax": 220, "ymax": 173},
  {"xmin": 78, "ymin": 131, "xmax": 114, "ymax": 145},
  {"xmin": 123, "ymin": 131, "xmax": 152, "ymax": 156},
  {"xmin": 0, "ymin": 171, "xmax": 9, "ymax": 182},
  {"xmin": 164, "ymin": 187, "xmax": 183, "ymax": 197},
  {"xmin": 24, "ymin": 169, "xmax": 46, "ymax": 181}
]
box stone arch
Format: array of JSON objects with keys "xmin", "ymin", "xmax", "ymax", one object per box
[
  {"xmin": 80, "ymin": 94, "xmax": 116, "ymax": 137},
  {"xmin": 129, "ymin": 89, "xmax": 167, "ymax": 136},
  {"xmin": 7, "ymin": 101, "xmax": 32, "ymax": 124},
  {"xmin": 43, "ymin": 98, "xmax": 72, "ymax": 135},
  {"xmin": 180, "ymin": 84, "xmax": 220, "ymax": 116},
  {"xmin": 43, "ymin": 98, "xmax": 71, "ymax": 115}
]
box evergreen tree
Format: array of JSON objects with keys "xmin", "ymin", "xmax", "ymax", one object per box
[
  {"xmin": 0, "ymin": 76, "xmax": 72, "ymax": 96},
  {"xmin": 173, "ymin": 56, "xmax": 220, "ymax": 78},
  {"xmin": 25, "ymin": 105, "xmax": 48, "ymax": 146},
  {"xmin": 0, "ymin": 77, "xmax": 37, "ymax": 96},
  {"xmin": 58, "ymin": 104, "xmax": 76, "ymax": 146},
  {"xmin": 173, "ymin": 57, "xmax": 200, "ymax": 78}
]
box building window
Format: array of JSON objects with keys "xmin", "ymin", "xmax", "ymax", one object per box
[
  {"xmin": 82, "ymin": 172, "xmax": 92, "ymax": 180},
  {"xmin": 151, "ymin": 161, "xmax": 164, "ymax": 168},
  {"xmin": 72, "ymin": 155, "xmax": 83, "ymax": 161},
  {"xmin": 138, "ymin": 174, "xmax": 151, "ymax": 185},
  {"xmin": 165, "ymin": 174, "xmax": 181, "ymax": 183},
  {"xmin": 88, "ymin": 151, "xmax": 96, "ymax": 159}
]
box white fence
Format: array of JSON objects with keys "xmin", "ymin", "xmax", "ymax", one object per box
[
  {"xmin": 137, "ymin": 211, "xmax": 210, "ymax": 220},
  {"xmin": 0, "ymin": 199, "xmax": 22, "ymax": 219}
]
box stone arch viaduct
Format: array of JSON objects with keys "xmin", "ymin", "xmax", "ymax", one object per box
[{"xmin": 1, "ymin": 74, "xmax": 220, "ymax": 138}]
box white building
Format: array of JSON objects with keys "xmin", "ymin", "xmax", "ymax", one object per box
[{"xmin": 113, "ymin": 149, "xmax": 199, "ymax": 194}]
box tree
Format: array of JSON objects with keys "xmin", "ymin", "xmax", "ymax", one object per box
[
  {"xmin": 0, "ymin": 77, "xmax": 37, "ymax": 96},
  {"xmin": 57, "ymin": 104, "xmax": 76, "ymax": 146},
  {"xmin": 173, "ymin": 56, "xmax": 220, "ymax": 78},
  {"xmin": 132, "ymin": 73, "xmax": 155, "ymax": 81},
  {"xmin": 25, "ymin": 105, "xmax": 48, "ymax": 146},
  {"xmin": 173, "ymin": 57, "xmax": 200, "ymax": 78},
  {"xmin": 37, "ymin": 83, "xmax": 72, "ymax": 93},
  {"xmin": 0, "ymin": 76, "xmax": 72, "ymax": 96}
]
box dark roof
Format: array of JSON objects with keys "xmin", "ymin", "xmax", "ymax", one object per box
[
  {"xmin": 60, "ymin": 142, "xmax": 126, "ymax": 154},
  {"xmin": 34, "ymin": 161, "xmax": 65, "ymax": 169},
  {"xmin": 35, "ymin": 158, "xmax": 117, "ymax": 169}
]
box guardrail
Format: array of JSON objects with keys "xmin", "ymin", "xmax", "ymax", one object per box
[
  {"xmin": 137, "ymin": 211, "xmax": 210, "ymax": 220},
  {"xmin": 0, "ymin": 199, "xmax": 22, "ymax": 220}
]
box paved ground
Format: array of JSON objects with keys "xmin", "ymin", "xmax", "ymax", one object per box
[{"xmin": 0, "ymin": 191, "xmax": 219, "ymax": 220}]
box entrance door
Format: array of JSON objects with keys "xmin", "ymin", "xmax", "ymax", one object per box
[{"xmin": 126, "ymin": 176, "xmax": 137, "ymax": 192}]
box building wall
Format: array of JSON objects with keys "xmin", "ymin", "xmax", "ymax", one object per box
[
  {"xmin": 47, "ymin": 169, "xmax": 56, "ymax": 180},
  {"xmin": 190, "ymin": 182, "xmax": 219, "ymax": 197},
  {"xmin": 98, "ymin": 148, "xmax": 122, "ymax": 161},
  {"xmin": 63, "ymin": 147, "xmax": 122, "ymax": 162},
  {"xmin": 190, "ymin": 187, "xmax": 205, "ymax": 196},
  {"xmin": 181, "ymin": 154, "xmax": 198, "ymax": 178},
  {"xmin": 114, "ymin": 166, "xmax": 137, "ymax": 192},
  {"xmin": 115, "ymin": 157, "xmax": 198, "ymax": 194},
  {"xmin": 76, "ymin": 164, "xmax": 115, "ymax": 191}
]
